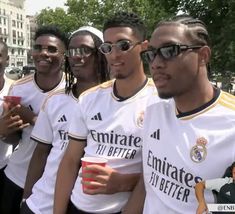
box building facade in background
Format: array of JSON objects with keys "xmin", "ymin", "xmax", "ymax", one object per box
[{"xmin": 0, "ymin": 0, "xmax": 31, "ymax": 68}]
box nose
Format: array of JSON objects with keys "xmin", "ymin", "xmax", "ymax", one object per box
[
  {"xmin": 109, "ymin": 46, "xmax": 122, "ymax": 60},
  {"xmin": 150, "ymin": 54, "xmax": 165, "ymax": 70},
  {"xmin": 39, "ymin": 48, "xmax": 50, "ymax": 55}
]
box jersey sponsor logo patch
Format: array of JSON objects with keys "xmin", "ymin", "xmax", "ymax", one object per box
[
  {"xmin": 91, "ymin": 112, "xmax": 102, "ymax": 121},
  {"xmin": 150, "ymin": 129, "xmax": 160, "ymax": 140},
  {"xmin": 58, "ymin": 115, "xmax": 67, "ymax": 122},
  {"xmin": 190, "ymin": 137, "xmax": 207, "ymax": 163}
]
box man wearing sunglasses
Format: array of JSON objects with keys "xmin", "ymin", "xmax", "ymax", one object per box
[
  {"xmin": 124, "ymin": 14, "xmax": 235, "ymax": 214},
  {"xmin": 0, "ymin": 25, "xmax": 67, "ymax": 214},
  {"xmin": 54, "ymin": 12, "xmax": 158, "ymax": 214}
]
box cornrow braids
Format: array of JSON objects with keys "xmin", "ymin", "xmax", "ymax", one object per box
[
  {"xmin": 156, "ymin": 14, "xmax": 211, "ymax": 75},
  {"xmin": 157, "ymin": 14, "xmax": 210, "ymax": 46},
  {"xmin": 103, "ymin": 11, "xmax": 147, "ymax": 41},
  {"xmin": 65, "ymin": 30, "xmax": 109, "ymax": 94}
]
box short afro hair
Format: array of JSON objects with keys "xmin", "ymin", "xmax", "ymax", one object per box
[{"xmin": 103, "ymin": 11, "xmax": 147, "ymax": 41}]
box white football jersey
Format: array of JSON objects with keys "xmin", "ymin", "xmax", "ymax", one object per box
[
  {"xmin": 69, "ymin": 79, "xmax": 158, "ymax": 213},
  {"xmin": 26, "ymin": 89, "xmax": 78, "ymax": 214},
  {"xmin": 142, "ymin": 89, "xmax": 235, "ymax": 214},
  {"xmin": 0, "ymin": 77, "xmax": 14, "ymax": 169},
  {"xmin": 4, "ymin": 74, "xmax": 65, "ymax": 188}
]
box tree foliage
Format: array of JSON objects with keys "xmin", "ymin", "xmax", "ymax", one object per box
[{"xmin": 35, "ymin": 0, "xmax": 235, "ymax": 78}]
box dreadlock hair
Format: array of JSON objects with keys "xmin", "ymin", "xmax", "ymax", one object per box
[
  {"xmin": 65, "ymin": 30, "xmax": 109, "ymax": 94},
  {"xmin": 34, "ymin": 25, "xmax": 68, "ymax": 48},
  {"xmin": 156, "ymin": 14, "xmax": 211, "ymax": 74},
  {"xmin": 103, "ymin": 11, "xmax": 147, "ymax": 41}
]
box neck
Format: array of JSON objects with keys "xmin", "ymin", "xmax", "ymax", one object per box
[
  {"xmin": 35, "ymin": 71, "xmax": 63, "ymax": 92},
  {"xmin": 73, "ymin": 80, "xmax": 98, "ymax": 98},
  {"xmin": 175, "ymin": 80, "xmax": 214, "ymax": 113},
  {"xmin": 114, "ymin": 71, "xmax": 147, "ymax": 98}
]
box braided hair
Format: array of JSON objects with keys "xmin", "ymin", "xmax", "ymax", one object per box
[
  {"xmin": 65, "ymin": 29, "xmax": 109, "ymax": 94},
  {"xmin": 156, "ymin": 14, "xmax": 211, "ymax": 74}
]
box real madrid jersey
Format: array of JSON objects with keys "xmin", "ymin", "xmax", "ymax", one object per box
[
  {"xmin": 4, "ymin": 74, "xmax": 65, "ymax": 188},
  {"xmin": 0, "ymin": 77, "xmax": 14, "ymax": 169},
  {"xmin": 68, "ymin": 78, "xmax": 158, "ymax": 213},
  {"xmin": 142, "ymin": 89, "xmax": 235, "ymax": 214},
  {"xmin": 26, "ymin": 89, "xmax": 78, "ymax": 214}
]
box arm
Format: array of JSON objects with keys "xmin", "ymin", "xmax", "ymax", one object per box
[
  {"xmin": 54, "ymin": 139, "xmax": 85, "ymax": 214},
  {"xmin": 23, "ymin": 142, "xmax": 52, "ymax": 199},
  {"xmin": 122, "ymin": 174, "xmax": 146, "ymax": 214},
  {"xmin": 195, "ymin": 181, "xmax": 208, "ymax": 214},
  {"xmin": 81, "ymin": 164, "xmax": 140, "ymax": 194}
]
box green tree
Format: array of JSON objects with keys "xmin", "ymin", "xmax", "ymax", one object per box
[
  {"xmin": 36, "ymin": 7, "xmax": 78, "ymax": 33},
  {"xmin": 178, "ymin": 0, "xmax": 235, "ymax": 77}
]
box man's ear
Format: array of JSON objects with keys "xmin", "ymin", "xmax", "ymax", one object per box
[
  {"xmin": 198, "ymin": 46, "xmax": 211, "ymax": 66},
  {"xmin": 141, "ymin": 40, "xmax": 149, "ymax": 51}
]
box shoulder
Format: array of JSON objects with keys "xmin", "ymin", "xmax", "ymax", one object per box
[
  {"xmin": 9, "ymin": 74, "xmax": 34, "ymax": 89},
  {"xmin": 41, "ymin": 88, "xmax": 76, "ymax": 110},
  {"xmin": 80, "ymin": 80, "xmax": 113, "ymax": 98},
  {"xmin": 218, "ymin": 90, "xmax": 235, "ymax": 111}
]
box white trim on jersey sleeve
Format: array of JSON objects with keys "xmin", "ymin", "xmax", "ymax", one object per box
[
  {"xmin": 68, "ymin": 101, "xmax": 88, "ymax": 141},
  {"xmin": 205, "ymin": 177, "xmax": 233, "ymax": 192},
  {"xmin": 31, "ymin": 106, "xmax": 53, "ymax": 145}
]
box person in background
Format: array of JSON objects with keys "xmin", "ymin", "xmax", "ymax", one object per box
[
  {"xmin": 0, "ymin": 25, "xmax": 67, "ymax": 214},
  {"xmin": 0, "ymin": 40, "xmax": 18, "ymax": 204},
  {"xmin": 54, "ymin": 11, "xmax": 158, "ymax": 214},
  {"xmin": 20, "ymin": 26, "xmax": 109, "ymax": 214},
  {"xmin": 195, "ymin": 162, "xmax": 235, "ymax": 214},
  {"xmin": 124, "ymin": 14, "xmax": 235, "ymax": 214}
]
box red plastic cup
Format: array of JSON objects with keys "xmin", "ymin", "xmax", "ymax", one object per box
[
  {"xmin": 4, "ymin": 96, "xmax": 21, "ymax": 107},
  {"xmin": 81, "ymin": 157, "xmax": 107, "ymax": 191}
]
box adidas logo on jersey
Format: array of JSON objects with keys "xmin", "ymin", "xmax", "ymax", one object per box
[
  {"xmin": 150, "ymin": 129, "xmax": 160, "ymax": 140},
  {"xmin": 91, "ymin": 112, "xmax": 102, "ymax": 121},
  {"xmin": 58, "ymin": 115, "xmax": 67, "ymax": 122}
]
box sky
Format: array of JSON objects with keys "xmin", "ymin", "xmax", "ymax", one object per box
[{"xmin": 24, "ymin": 0, "xmax": 67, "ymax": 15}]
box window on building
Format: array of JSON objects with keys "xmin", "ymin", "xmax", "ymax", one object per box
[
  {"xmin": 13, "ymin": 39, "xmax": 16, "ymax": 44},
  {"xmin": 12, "ymin": 20, "xmax": 16, "ymax": 27},
  {"xmin": 12, "ymin": 30, "xmax": 16, "ymax": 37},
  {"xmin": 3, "ymin": 9, "xmax": 6, "ymax": 15},
  {"xmin": 3, "ymin": 18, "xmax": 6, "ymax": 25},
  {"xmin": 0, "ymin": 27, "xmax": 2, "ymax": 34},
  {"xmin": 11, "ymin": 49, "xmax": 15, "ymax": 54},
  {"xmin": 4, "ymin": 29, "xmax": 6, "ymax": 35}
]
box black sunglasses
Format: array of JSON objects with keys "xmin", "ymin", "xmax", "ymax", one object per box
[
  {"xmin": 67, "ymin": 46, "xmax": 95, "ymax": 57},
  {"xmin": 99, "ymin": 40, "xmax": 142, "ymax": 55},
  {"xmin": 32, "ymin": 44, "xmax": 59, "ymax": 54},
  {"xmin": 141, "ymin": 44, "xmax": 203, "ymax": 63}
]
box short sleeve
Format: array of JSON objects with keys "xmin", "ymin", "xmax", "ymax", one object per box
[
  {"xmin": 31, "ymin": 107, "xmax": 53, "ymax": 144},
  {"xmin": 68, "ymin": 101, "xmax": 88, "ymax": 141}
]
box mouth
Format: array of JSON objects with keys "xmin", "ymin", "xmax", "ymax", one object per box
[
  {"xmin": 37, "ymin": 59, "xmax": 51, "ymax": 66},
  {"xmin": 153, "ymin": 74, "xmax": 170, "ymax": 88},
  {"xmin": 72, "ymin": 63, "xmax": 84, "ymax": 67},
  {"xmin": 111, "ymin": 62, "xmax": 124, "ymax": 67}
]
